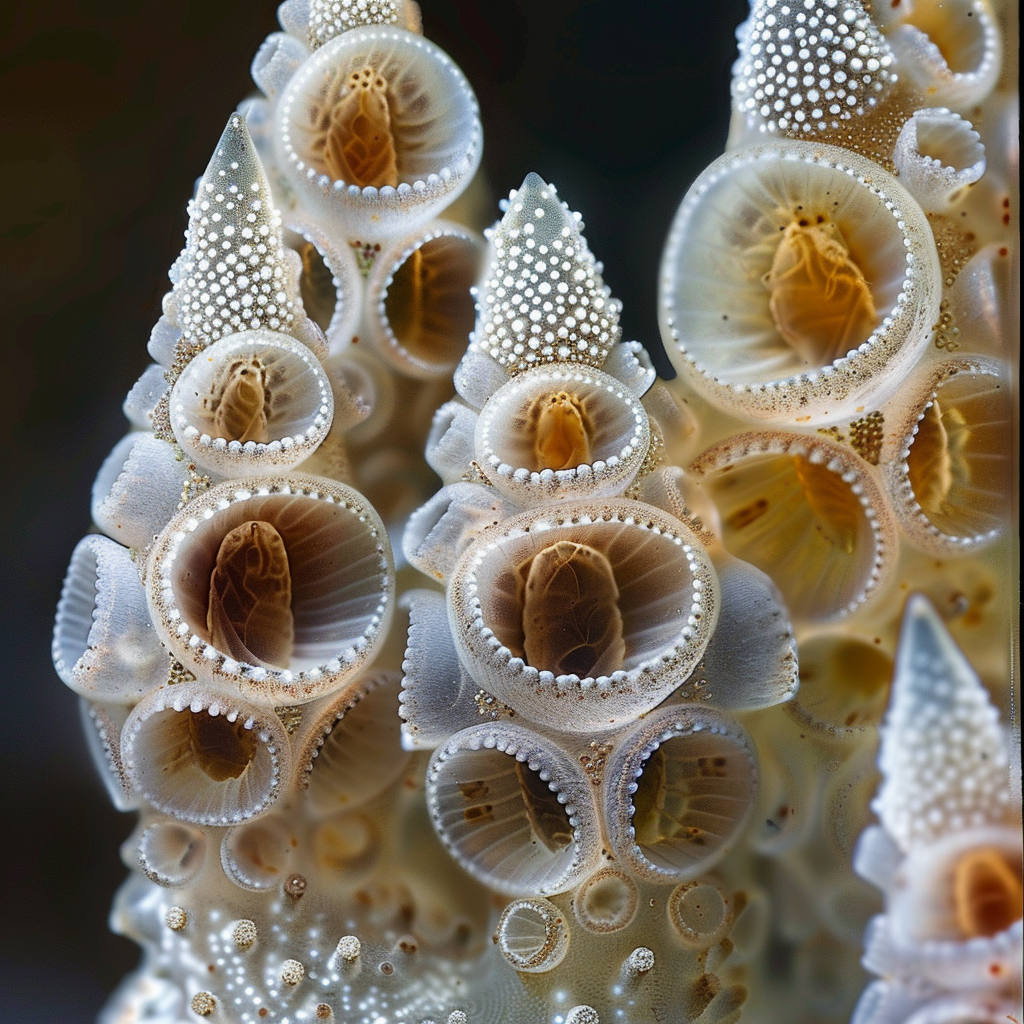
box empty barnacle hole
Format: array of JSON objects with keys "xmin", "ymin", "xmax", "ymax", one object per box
[
  {"xmin": 281, "ymin": 29, "xmax": 478, "ymax": 191},
  {"xmin": 427, "ymin": 726, "xmax": 598, "ymax": 896},
  {"xmin": 496, "ymin": 898, "xmax": 570, "ymax": 973},
  {"xmin": 668, "ymin": 881, "xmax": 733, "ymax": 949},
  {"xmin": 790, "ymin": 633, "xmax": 893, "ymax": 733},
  {"xmin": 136, "ymin": 821, "xmax": 207, "ymax": 887},
  {"xmin": 693, "ymin": 436, "xmax": 892, "ymax": 621},
  {"xmin": 476, "ymin": 366, "xmax": 650, "ymax": 497},
  {"xmin": 221, "ymin": 815, "xmax": 295, "ymax": 891},
  {"xmin": 373, "ymin": 229, "xmax": 484, "ymax": 375},
  {"xmin": 572, "ymin": 868, "xmax": 638, "ymax": 934},
  {"xmin": 149, "ymin": 478, "xmax": 391, "ymax": 698},
  {"xmin": 899, "ymin": 0, "xmax": 988, "ymax": 77},
  {"xmin": 284, "ymin": 230, "xmax": 343, "ymax": 334},
  {"xmin": 898, "ymin": 364, "xmax": 1011, "ymax": 545}
]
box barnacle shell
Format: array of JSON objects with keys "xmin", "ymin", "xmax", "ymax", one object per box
[
  {"xmin": 80, "ymin": 699, "xmax": 136, "ymax": 812},
  {"xmin": 571, "ymin": 868, "xmax": 638, "ymax": 934},
  {"xmin": 122, "ymin": 683, "xmax": 291, "ymax": 826},
  {"xmin": 882, "ymin": 0, "xmax": 1002, "ymax": 111},
  {"xmin": 668, "ymin": 881, "xmax": 735, "ymax": 949},
  {"xmin": 275, "ymin": 26, "xmax": 482, "ymax": 237},
  {"xmin": 305, "ymin": 0, "xmax": 423, "ymax": 50},
  {"xmin": 146, "ymin": 475, "xmax": 393, "ymax": 704},
  {"xmin": 496, "ymin": 898, "xmax": 571, "ymax": 973},
  {"xmin": 366, "ymin": 221, "xmax": 485, "ymax": 378},
  {"xmin": 691, "ymin": 431, "xmax": 898, "ymax": 621},
  {"xmin": 123, "ymin": 364, "xmax": 170, "ymax": 430},
  {"xmin": 426, "ymin": 723, "xmax": 602, "ymax": 896},
  {"xmin": 446, "ymin": 500, "xmax": 718, "ymax": 730},
  {"xmin": 170, "ymin": 331, "xmax": 333, "ymax": 476},
  {"xmin": 893, "ymin": 108, "xmax": 986, "ymax": 212},
  {"xmin": 659, "ymin": 142, "xmax": 941, "ymax": 423},
  {"xmin": 135, "ymin": 820, "xmax": 208, "ymax": 888},
  {"xmin": 220, "ymin": 813, "xmax": 296, "ymax": 890},
  {"xmin": 473, "ymin": 364, "xmax": 651, "ymax": 503},
  {"xmin": 883, "ymin": 357, "xmax": 1011, "ymax": 554},
  {"xmin": 604, "ymin": 707, "xmax": 758, "ymax": 883},
  {"xmin": 475, "ymin": 173, "xmax": 622, "ymax": 374},
  {"xmin": 53, "ymin": 534, "xmax": 167, "ymax": 702}
]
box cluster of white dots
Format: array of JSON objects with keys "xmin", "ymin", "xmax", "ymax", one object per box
[
  {"xmin": 478, "ymin": 178, "xmax": 620, "ymax": 373},
  {"xmin": 308, "ymin": 0, "xmax": 401, "ymax": 49},
  {"xmin": 735, "ymin": 0, "xmax": 895, "ymax": 135},
  {"xmin": 177, "ymin": 117, "xmax": 294, "ymax": 346}
]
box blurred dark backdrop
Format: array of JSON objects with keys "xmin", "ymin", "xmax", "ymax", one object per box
[{"xmin": 0, "ymin": 1, "xmax": 745, "ymax": 1019}]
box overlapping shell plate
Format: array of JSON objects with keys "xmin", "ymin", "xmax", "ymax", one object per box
[{"xmin": 53, "ymin": 1, "xmax": 1019, "ymax": 1023}]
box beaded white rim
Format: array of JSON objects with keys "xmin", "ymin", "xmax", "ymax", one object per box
[
  {"xmin": 170, "ymin": 334, "xmax": 332, "ymax": 467},
  {"xmin": 426, "ymin": 723, "xmax": 598, "ymax": 896},
  {"xmin": 692, "ymin": 432, "xmax": 895, "ymax": 617},
  {"xmin": 609, "ymin": 709, "xmax": 756, "ymax": 882},
  {"xmin": 660, "ymin": 143, "xmax": 938, "ymax": 417},
  {"xmin": 148, "ymin": 477, "xmax": 392, "ymax": 704},
  {"xmin": 475, "ymin": 366, "xmax": 650, "ymax": 499},
  {"xmin": 454, "ymin": 504, "xmax": 715, "ymax": 694},
  {"xmin": 276, "ymin": 27, "xmax": 482, "ymax": 205}
]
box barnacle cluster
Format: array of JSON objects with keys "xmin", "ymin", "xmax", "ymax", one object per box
[{"xmin": 54, "ymin": 1, "xmax": 1018, "ymax": 1022}]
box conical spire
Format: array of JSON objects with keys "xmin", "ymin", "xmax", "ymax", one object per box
[
  {"xmin": 876, "ymin": 594, "xmax": 1013, "ymax": 852},
  {"xmin": 475, "ymin": 173, "xmax": 621, "ymax": 374},
  {"xmin": 175, "ymin": 114, "xmax": 295, "ymax": 347}
]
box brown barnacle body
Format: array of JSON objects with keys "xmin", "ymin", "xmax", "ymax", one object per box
[
  {"xmin": 515, "ymin": 761, "xmax": 574, "ymax": 854},
  {"xmin": 207, "ymin": 521, "xmax": 294, "ymax": 668},
  {"xmin": 184, "ymin": 710, "xmax": 260, "ymax": 782},
  {"xmin": 323, "ymin": 67, "xmax": 399, "ymax": 189},
  {"xmin": 763, "ymin": 218, "xmax": 878, "ymax": 366},
  {"xmin": 530, "ymin": 391, "xmax": 592, "ymax": 471},
  {"xmin": 517, "ymin": 541, "xmax": 625, "ymax": 678},
  {"xmin": 206, "ymin": 356, "xmax": 271, "ymax": 444},
  {"xmin": 953, "ymin": 847, "xmax": 1024, "ymax": 939}
]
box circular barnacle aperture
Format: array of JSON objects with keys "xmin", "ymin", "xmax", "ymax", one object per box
[
  {"xmin": 146, "ymin": 476, "xmax": 393, "ymax": 705},
  {"xmin": 170, "ymin": 332, "xmax": 333, "ymax": 477},
  {"xmin": 884, "ymin": 359, "xmax": 1011, "ymax": 554},
  {"xmin": 606, "ymin": 707, "xmax": 758, "ymax": 883},
  {"xmin": 220, "ymin": 814, "xmax": 295, "ymax": 890},
  {"xmin": 953, "ymin": 846, "xmax": 1023, "ymax": 940},
  {"xmin": 789, "ymin": 632, "xmax": 893, "ymax": 735},
  {"xmin": 448, "ymin": 500, "xmax": 718, "ymax": 730},
  {"xmin": 122, "ymin": 683, "xmax": 291, "ymax": 826},
  {"xmin": 367, "ymin": 222, "xmax": 485, "ymax": 377},
  {"xmin": 475, "ymin": 365, "xmax": 651, "ymax": 503},
  {"xmin": 571, "ymin": 867, "xmax": 639, "ymax": 934},
  {"xmin": 275, "ymin": 26, "xmax": 482, "ymax": 237},
  {"xmin": 297, "ymin": 672, "xmax": 409, "ymax": 816},
  {"xmin": 883, "ymin": 0, "xmax": 1002, "ymax": 110},
  {"xmin": 426, "ymin": 723, "xmax": 601, "ymax": 896},
  {"xmin": 496, "ymin": 898, "xmax": 571, "ymax": 973},
  {"xmin": 659, "ymin": 142, "xmax": 940, "ymax": 423},
  {"xmin": 691, "ymin": 432, "xmax": 897, "ymax": 622},
  {"xmin": 136, "ymin": 820, "xmax": 207, "ymax": 887},
  {"xmin": 668, "ymin": 881, "xmax": 734, "ymax": 949}
]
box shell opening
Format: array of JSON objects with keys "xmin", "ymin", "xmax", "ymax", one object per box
[
  {"xmin": 294, "ymin": 237, "xmax": 338, "ymax": 332},
  {"xmin": 572, "ymin": 868, "xmax": 638, "ymax": 934},
  {"xmin": 137, "ymin": 822, "xmax": 207, "ymax": 887},
  {"xmin": 186, "ymin": 710, "xmax": 259, "ymax": 782},
  {"xmin": 668, "ymin": 882, "xmax": 732, "ymax": 948},
  {"xmin": 496, "ymin": 898, "xmax": 570, "ymax": 973},
  {"xmin": 953, "ymin": 847, "xmax": 1023, "ymax": 939}
]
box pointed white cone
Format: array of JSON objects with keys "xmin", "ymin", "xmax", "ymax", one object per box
[
  {"xmin": 475, "ymin": 173, "xmax": 621, "ymax": 374},
  {"xmin": 876, "ymin": 595, "xmax": 1013, "ymax": 852}
]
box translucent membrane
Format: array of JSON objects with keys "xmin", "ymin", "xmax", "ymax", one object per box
[
  {"xmin": 474, "ymin": 365, "xmax": 651, "ymax": 503},
  {"xmin": 884, "ymin": 0, "xmax": 1002, "ymax": 110},
  {"xmin": 136, "ymin": 821, "xmax": 207, "ymax": 887},
  {"xmin": 426, "ymin": 723, "xmax": 601, "ymax": 896},
  {"xmin": 692, "ymin": 432, "xmax": 897, "ymax": 621},
  {"xmin": 275, "ymin": 26, "xmax": 481, "ymax": 237},
  {"xmin": 283, "ymin": 220, "xmax": 363, "ymax": 353},
  {"xmin": 659, "ymin": 142, "xmax": 940, "ymax": 423},
  {"xmin": 170, "ymin": 331, "xmax": 333, "ymax": 477},
  {"xmin": 605, "ymin": 707, "xmax": 757, "ymax": 883},
  {"xmin": 668, "ymin": 881, "xmax": 734, "ymax": 949},
  {"xmin": 220, "ymin": 814, "xmax": 295, "ymax": 890},
  {"xmin": 147, "ymin": 476, "xmax": 393, "ymax": 705},
  {"xmin": 884, "ymin": 359, "xmax": 1011, "ymax": 553},
  {"xmin": 53, "ymin": 534, "xmax": 167, "ymax": 702},
  {"xmin": 368, "ymin": 223, "xmax": 484, "ymax": 377},
  {"xmin": 571, "ymin": 868, "xmax": 638, "ymax": 934},
  {"xmin": 122, "ymin": 684, "xmax": 290, "ymax": 826},
  {"xmin": 789, "ymin": 632, "xmax": 893, "ymax": 735},
  {"xmin": 448, "ymin": 500, "xmax": 718, "ymax": 730},
  {"xmin": 893, "ymin": 108, "xmax": 986, "ymax": 212},
  {"xmin": 298, "ymin": 672, "xmax": 409, "ymax": 816},
  {"xmin": 496, "ymin": 898, "xmax": 571, "ymax": 973}
]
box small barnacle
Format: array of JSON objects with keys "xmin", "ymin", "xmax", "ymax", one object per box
[
  {"xmin": 232, "ymin": 920, "xmax": 257, "ymax": 951},
  {"xmin": 221, "ymin": 816, "xmax": 293, "ymax": 890},
  {"xmin": 668, "ymin": 882, "xmax": 733, "ymax": 949},
  {"xmin": 207, "ymin": 520, "xmax": 294, "ymax": 669},
  {"xmin": 206, "ymin": 356, "xmax": 270, "ymax": 445},
  {"xmin": 517, "ymin": 541, "xmax": 626, "ymax": 680},
  {"xmin": 495, "ymin": 898, "xmax": 570, "ymax": 973},
  {"xmin": 190, "ymin": 991, "xmax": 216, "ymax": 1017},
  {"xmin": 335, "ymin": 934, "xmax": 362, "ymax": 963},
  {"xmin": 137, "ymin": 821, "xmax": 207, "ymax": 888},
  {"xmin": 324, "ymin": 66, "xmax": 399, "ymax": 189},
  {"xmin": 953, "ymin": 847, "xmax": 1024, "ymax": 938},
  {"xmin": 624, "ymin": 947, "xmax": 655, "ymax": 976},
  {"xmin": 531, "ymin": 391, "xmax": 592, "ymax": 470},
  {"xmin": 572, "ymin": 868, "xmax": 638, "ymax": 934},
  {"xmin": 762, "ymin": 219, "xmax": 878, "ymax": 368},
  {"xmin": 280, "ymin": 958, "xmax": 305, "ymax": 985}
]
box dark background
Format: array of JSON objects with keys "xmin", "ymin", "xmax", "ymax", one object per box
[{"xmin": 0, "ymin": 1, "xmax": 745, "ymax": 1019}]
